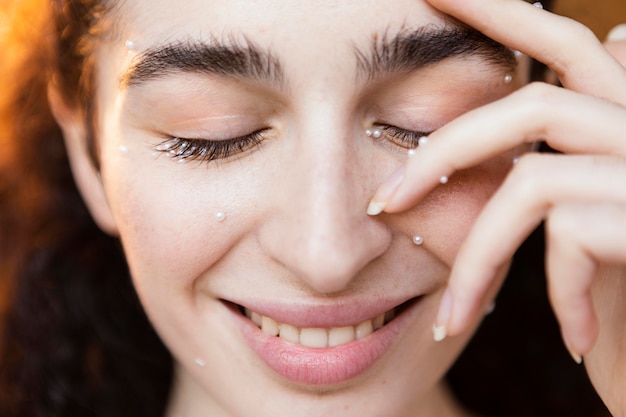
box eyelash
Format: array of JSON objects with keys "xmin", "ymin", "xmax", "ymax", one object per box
[
  {"xmin": 375, "ymin": 125, "xmax": 431, "ymax": 149},
  {"xmin": 154, "ymin": 130, "xmax": 266, "ymax": 163},
  {"xmin": 153, "ymin": 125, "xmax": 429, "ymax": 164}
]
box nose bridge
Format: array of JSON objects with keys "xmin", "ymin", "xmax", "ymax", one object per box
[{"xmin": 260, "ymin": 117, "xmax": 391, "ymax": 294}]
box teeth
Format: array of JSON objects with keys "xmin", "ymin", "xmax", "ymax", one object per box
[
  {"xmin": 245, "ymin": 307, "xmax": 396, "ymax": 348},
  {"xmin": 355, "ymin": 320, "xmax": 373, "ymax": 339},
  {"xmin": 278, "ymin": 323, "xmax": 300, "ymax": 344},
  {"xmin": 261, "ymin": 316, "xmax": 279, "ymax": 337},
  {"xmin": 250, "ymin": 311, "xmax": 263, "ymax": 327},
  {"xmin": 328, "ymin": 326, "xmax": 355, "ymax": 347},
  {"xmin": 300, "ymin": 328, "xmax": 328, "ymax": 348},
  {"xmin": 372, "ymin": 313, "xmax": 385, "ymax": 330}
]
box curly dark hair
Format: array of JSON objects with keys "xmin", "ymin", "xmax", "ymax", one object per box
[
  {"xmin": 0, "ymin": 1, "xmax": 171, "ymax": 416},
  {"xmin": 0, "ymin": 0, "xmax": 611, "ymax": 416}
]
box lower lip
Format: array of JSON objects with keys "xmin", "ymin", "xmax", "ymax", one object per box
[{"xmin": 234, "ymin": 299, "xmax": 421, "ymax": 386}]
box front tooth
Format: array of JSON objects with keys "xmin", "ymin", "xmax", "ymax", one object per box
[
  {"xmin": 262, "ymin": 316, "xmax": 279, "ymax": 336},
  {"xmin": 300, "ymin": 328, "xmax": 328, "ymax": 348},
  {"xmin": 356, "ymin": 320, "xmax": 373, "ymax": 339},
  {"xmin": 329, "ymin": 326, "xmax": 355, "ymax": 347},
  {"xmin": 372, "ymin": 313, "xmax": 385, "ymax": 330},
  {"xmin": 279, "ymin": 323, "xmax": 300, "ymax": 344}
]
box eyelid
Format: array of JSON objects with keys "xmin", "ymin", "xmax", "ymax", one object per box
[
  {"xmin": 154, "ymin": 128, "xmax": 269, "ymax": 164},
  {"xmin": 373, "ymin": 124, "xmax": 432, "ymax": 149}
]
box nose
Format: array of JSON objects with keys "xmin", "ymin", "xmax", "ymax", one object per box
[{"xmin": 258, "ymin": 123, "xmax": 392, "ymax": 294}]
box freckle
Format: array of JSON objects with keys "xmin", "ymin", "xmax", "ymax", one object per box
[{"xmin": 372, "ymin": 33, "xmax": 378, "ymax": 42}]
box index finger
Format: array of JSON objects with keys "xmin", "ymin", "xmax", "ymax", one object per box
[{"xmin": 426, "ymin": 0, "xmax": 626, "ymax": 104}]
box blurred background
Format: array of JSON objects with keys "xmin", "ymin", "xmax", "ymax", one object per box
[{"xmin": 554, "ymin": 0, "xmax": 626, "ymax": 39}]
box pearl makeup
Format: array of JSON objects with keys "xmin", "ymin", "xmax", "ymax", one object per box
[
  {"xmin": 365, "ymin": 128, "xmax": 383, "ymax": 138},
  {"xmin": 215, "ymin": 212, "xmax": 226, "ymax": 222},
  {"xmin": 412, "ymin": 235, "xmax": 424, "ymax": 246}
]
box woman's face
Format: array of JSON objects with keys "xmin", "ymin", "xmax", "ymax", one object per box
[{"xmin": 77, "ymin": 0, "xmax": 524, "ymax": 415}]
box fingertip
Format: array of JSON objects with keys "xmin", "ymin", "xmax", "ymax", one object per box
[
  {"xmin": 368, "ymin": 167, "xmax": 405, "ymax": 215},
  {"xmin": 606, "ymin": 24, "xmax": 626, "ymax": 42},
  {"xmin": 366, "ymin": 200, "xmax": 385, "ymax": 216}
]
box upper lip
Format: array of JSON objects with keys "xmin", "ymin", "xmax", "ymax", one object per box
[{"xmin": 223, "ymin": 294, "xmax": 421, "ymax": 328}]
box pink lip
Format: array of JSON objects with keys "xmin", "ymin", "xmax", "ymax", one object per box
[
  {"xmin": 227, "ymin": 297, "xmax": 423, "ymax": 386},
  {"xmin": 226, "ymin": 296, "xmax": 414, "ymax": 328}
]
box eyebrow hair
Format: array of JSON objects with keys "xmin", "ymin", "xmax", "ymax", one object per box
[
  {"xmin": 120, "ymin": 25, "xmax": 514, "ymax": 89},
  {"xmin": 120, "ymin": 37, "xmax": 284, "ymax": 88},
  {"xmin": 355, "ymin": 24, "xmax": 517, "ymax": 81}
]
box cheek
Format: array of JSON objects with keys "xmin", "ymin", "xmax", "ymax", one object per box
[
  {"xmin": 101, "ymin": 155, "xmax": 260, "ymax": 297},
  {"xmin": 397, "ymin": 153, "xmax": 513, "ymax": 267}
]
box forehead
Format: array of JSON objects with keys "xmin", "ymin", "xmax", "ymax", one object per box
[{"xmin": 111, "ymin": 0, "xmax": 444, "ymax": 59}]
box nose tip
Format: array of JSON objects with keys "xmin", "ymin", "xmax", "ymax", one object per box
[
  {"xmin": 281, "ymin": 217, "xmax": 390, "ymax": 294},
  {"xmin": 259, "ymin": 179, "xmax": 391, "ymax": 294},
  {"xmin": 257, "ymin": 122, "xmax": 393, "ymax": 295}
]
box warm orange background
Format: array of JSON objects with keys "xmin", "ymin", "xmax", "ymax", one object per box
[{"xmin": 554, "ymin": 0, "xmax": 626, "ymax": 39}]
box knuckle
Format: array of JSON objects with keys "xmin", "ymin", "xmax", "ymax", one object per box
[
  {"xmin": 512, "ymin": 83, "xmax": 558, "ymax": 139},
  {"xmin": 549, "ymin": 20, "xmax": 599, "ymax": 75},
  {"xmin": 546, "ymin": 205, "xmax": 578, "ymax": 240},
  {"xmin": 505, "ymin": 153, "xmax": 545, "ymax": 200}
]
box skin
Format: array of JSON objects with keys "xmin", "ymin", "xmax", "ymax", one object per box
[
  {"xmin": 371, "ymin": 0, "xmax": 626, "ymax": 415},
  {"xmin": 50, "ymin": 0, "xmax": 626, "ymax": 416},
  {"xmin": 55, "ymin": 0, "xmax": 524, "ymax": 416}
]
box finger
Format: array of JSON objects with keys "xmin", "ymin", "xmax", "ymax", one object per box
[
  {"xmin": 605, "ymin": 24, "xmax": 626, "ymax": 67},
  {"xmin": 545, "ymin": 203, "xmax": 626, "ymax": 360},
  {"xmin": 433, "ymin": 154, "xmax": 626, "ymax": 336},
  {"xmin": 425, "ymin": 0, "xmax": 626, "ymax": 103},
  {"xmin": 376, "ymin": 83, "xmax": 626, "ymax": 214}
]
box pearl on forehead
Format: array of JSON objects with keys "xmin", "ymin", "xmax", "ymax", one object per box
[{"xmin": 215, "ymin": 212, "xmax": 226, "ymax": 222}]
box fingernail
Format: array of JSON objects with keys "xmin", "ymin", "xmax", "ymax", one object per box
[
  {"xmin": 433, "ymin": 288, "xmax": 453, "ymax": 342},
  {"xmin": 607, "ymin": 24, "xmax": 626, "ymax": 42},
  {"xmin": 563, "ymin": 336, "xmax": 583, "ymax": 365},
  {"xmin": 567, "ymin": 347, "xmax": 583, "ymax": 365},
  {"xmin": 366, "ymin": 201, "xmax": 386, "ymax": 216},
  {"xmin": 367, "ymin": 167, "xmax": 404, "ymax": 216},
  {"xmin": 432, "ymin": 324, "xmax": 447, "ymax": 342}
]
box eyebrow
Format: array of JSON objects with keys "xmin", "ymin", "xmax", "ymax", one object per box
[
  {"xmin": 120, "ymin": 25, "xmax": 515, "ymax": 88},
  {"xmin": 120, "ymin": 37, "xmax": 284, "ymax": 88},
  {"xmin": 355, "ymin": 24, "xmax": 516, "ymax": 81}
]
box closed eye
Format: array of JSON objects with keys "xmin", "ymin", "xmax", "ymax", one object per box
[
  {"xmin": 375, "ymin": 125, "xmax": 431, "ymax": 149},
  {"xmin": 153, "ymin": 129, "xmax": 268, "ymax": 164}
]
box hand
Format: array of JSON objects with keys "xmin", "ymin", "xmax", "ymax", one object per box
[{"xmin": 369, "ymin": 0, "xmax": 626, "ymax": 413}]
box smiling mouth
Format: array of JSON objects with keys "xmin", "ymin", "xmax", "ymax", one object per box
[{"xmin": 237, "ymin": 298, "xmax": 416, "ymax": 349}]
